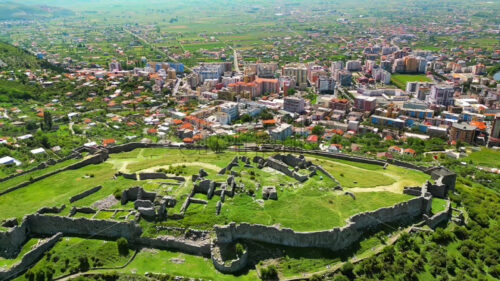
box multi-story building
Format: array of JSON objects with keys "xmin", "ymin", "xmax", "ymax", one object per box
[
  {"xmin": 404, "ymin": 56, "xmax": 419, "ymax": 73},
  {"xmin": 329, "ymin": 98, "xmax": 349, "ymax": 111},
  {"xmin": 316, "ymin": 76, "xmax": 335, "ymax": 94},
  {"xmin": 227, "ymin": 82, "xmax": 259, "ymax": 98},
  {"xmin": 334, "ymin": 70, "xmax": 352, "ymax": 86},
  {"xmin": 370, "ymin": 115, "xmax": 405, "ymax": 128},
  {"xmin": 380, "ymin": 60, "xmax": 392, "ymax": 72},
  {"xmin": 488, "ymin": 113, "xmax": 500, "ymax": 147},
  {"xmin": 168, "ymin": 62, "xmax": 184, "ymax": 73},
  {"xmin": 256, "ymin": 78, "xmax": 280, "ymax": 95},
  {"xmin": 218, "ymin": 102, "xmax": 239, "ymax": 122},
  {"xmin": 331, "ymin": 61, "xmax": 344, "ymax": 72},
  {"xmin": 392, "ymin": 58, "xmax": 405, "ymax": 73},
  {"xmin": 283, "ymin": 96, "xmax": 305, "ymax": 113},
  {"xmin": 282, "ymin": 63, "xmax": 308, "ymax": 86},
  {"xmin": 193, "ymin": 63, "xmax": 224, "ymax": 83},
  {"xmin": 257, "ymin": 62, "xmax": 278, "ymax": 78},
  {"xmin": 427, "ymin": 85, "xmax": 455, "ymax": 106},
  {"xmin": 270, "ymin": 124, "xmax": 292, "ymax": 141},
  {"xmin": 109, "ymin": 60, "xmax": 121, "ymax": 72},
  {"xmin": 354, "ymin": 96, "xmax": 376, "ymax": 112},
  {"xmin": 346, "ymin": 60, "xmax": 362, "ymax": 72},
  {"xmin": 449, "ymin": 123, "xmax": 476, "ymax": 144},
  {"xmin": 373, "ymin": 68, "xmax": 391, "ymax": 84}
]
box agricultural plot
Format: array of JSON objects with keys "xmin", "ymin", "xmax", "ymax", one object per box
[{"xmin": 391, "ymin": 74, "xmax": 431, "ymax": 89}]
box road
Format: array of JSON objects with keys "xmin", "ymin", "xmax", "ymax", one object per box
[
  {"xmin": 233, "ymin": 48, "xmax": 241, "ymax": 73},
  {"xmin": 123, "ymin": 28, "xmax": 195, "ymax": 72},
  {"xmin": 172, "ymin": 78, "xmax": 181, "ymax": 96}
]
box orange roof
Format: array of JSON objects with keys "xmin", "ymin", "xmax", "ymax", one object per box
[
  {"xmin": 172, "ymin": 119, "xmax": 183, "ymax": 124},
  {"xmin": 389, "ymin": 146, "xmax": 401, "ymax": 151},
  {"xmin": 470, "ymin": 121, "xmax": 486, "ymax": 130},
  {"xmin": 183, "ymin": 137, "xmax": 194, "ymax": 143},
  {"xmin": 147, "ymin": 128, "xmax": 157, "ymax": 133},
  {"xmin": 404, "ymin": 148, "xmax": 415, "ymax": 154},
  {"xmin": 262, "ymin": 120, "xmax": 276, "ymax": 124},
  {"xmin": 179, "ymin": 122, "xmax": 193, "ymax": 130},
  {"xmin": 102, "ymin": 138, "xmax": 115, "ymax": 145}
]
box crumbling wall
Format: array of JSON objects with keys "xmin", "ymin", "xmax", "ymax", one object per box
[
  {"xmin": 69, "ymin": 185, "xmax": 102, "ymax": 203},
  {"xmin": 0, "ymin": 220, "xmax": 29, "ymax": 258},
  {"xmin": 0, "ymin": 233, "xmax": 62, "ymax": 281},
  {"xmin": 427, "ymin": 199, "xmax": 452, "ymax": 229},
  {"xmin": 211, "ymin": 243, "xmax": 249, "ymax": 273},
  {"xmin": 135, "ymin": 236, "xmax": 210, "ymax": 256},
  {"xmin": 26, "ymin": 214, "xmax": 142, "ymax": 240},
  {"xmin": 214, "ymin": 197, "xmax": 428, "ymax": 251}
]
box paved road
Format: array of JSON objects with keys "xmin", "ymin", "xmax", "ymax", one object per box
[{"xmin": 123, "ymin": 28, "xmax": 195, "ymax": 72}]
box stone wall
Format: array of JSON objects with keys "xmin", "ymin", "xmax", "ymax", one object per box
[
  {"xmin": 69, "ymin": 185, "xmax": 102, "ymax": 203},
  {"xmin": 211, "ymin": 243, "xmax": 249, "ymax": 274},
  {"xmin": 0, "ymin": 220, "xmax": 29, "ymax": 258},
  {"xmin": 0, "ymin": 153, "xmax": 108, "ymax": 197},
  {"xmin": 427, "ymin": 199, "xmax": 452, "ymax": 229},
  {"xmin": 135, "ymin": 236, "xmax": 210, "ymax": 256},
  {"xmin": 214, "ymin": 196, "xmax": 428, "ymax": 251},
  {"xmin": 0, "ymin": 233, "xmax": 62, "ymax": 281},
  {"xmin": 26, "ymin": 214, "xmax": 143, "ymax": 241}
]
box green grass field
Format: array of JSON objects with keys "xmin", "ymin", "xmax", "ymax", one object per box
[
  {"xmin": 12, "ymin": 237, "xmax": 133, "ymax": 280},
  {"xmin": 391, "ymin": 74, "xmax": 432, "ymax": 89},
  {"xmin": 0, "ymin": 238, "xmax": 39, "ymax": 270},
  {"xmin": 463, "ymin": 148, "xmax": 500, "ymax": 168},
  {"xmin": 0, "ymin": 149, "xmax": 429, "ymax": 233}
]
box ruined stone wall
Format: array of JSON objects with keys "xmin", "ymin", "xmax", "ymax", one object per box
[
  {"xmin": 211, "ymin": 243, "xmax": 249, "ymax": 274},
  {"xmin": 0, "ymin": 233, "xmax": 62, "ymax": 281},
  {"xmin": 69, "ymin": 185, "xmax": 102, "ymax": 203},
  {"xmin": 386, "ymin": 159, "xmax": 427, "ymax": 172},
  {"xmin": 0, "ymin": 220, "xmax": 29, "ymax": 258},
  {"xmin": 0, "ymin": 153, "xmax": 108, "ymax": 197},
  {"xmin": 427, "ymin": 199, "xmax": 452, "ymax": 229},
  {"xmin": 214, "ymin": 197, "xmax": 427, "ymax": 251},
  {"xmin": 135, "ymin": 236, "xmax": 210, "ymax": 256},
  {"xmin": 26, "ymin": 214, "xmax": 142, "ymax": 241}
]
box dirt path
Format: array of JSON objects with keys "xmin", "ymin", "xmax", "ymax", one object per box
[
  {"xmin": 305, "ymin": 155, "xmax": 407, "ymax": 193},
  {"xmin": 137, "ymin": 162, "xmax": 221, "ymax": 173}
]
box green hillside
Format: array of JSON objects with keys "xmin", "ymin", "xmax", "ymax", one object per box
[
  {"xmin": 0, "ymin": 41, "xmax": 65, "ymax": 72},
  {"xmin": 0, "ymin": 1, "xmax": 74, "ymax": 20}
]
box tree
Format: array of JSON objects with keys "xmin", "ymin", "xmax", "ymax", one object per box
[
  {"xmin": 42, "ymin": 111, "xmax": 53, "ymax": 131},
  {"xmin": 117, "ymin": 237, "xmax": 129, "ymax": 256},
  {"xmin": 240, "ymin": 113, "xmax": 252, "ymax": 123},
  {"xmin": 206, "ymin": 136, "xmax": 228, "ymax": 153},
  {"xmin": 235, "ymin": 242, "xmax": 245, "ymax": 257},
  {"xmin": 311, "ymin": 125, "xmax": 324, "ymax": 136}
]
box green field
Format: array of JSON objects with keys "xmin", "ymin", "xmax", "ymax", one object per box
[
  {"xmin": 391, "ymin": 74, "xmax": 432, "ymax": 89},
  {"xmin": 0, "ymin": 149, "xmax": 428, "ymax": 231},
  {"xmin": 12, "ymin": 237, "xmax": 133, "ymax": 280},
  {"xmin": 463, "ymin": 148, "xmax": 500, "ymax": 168}
]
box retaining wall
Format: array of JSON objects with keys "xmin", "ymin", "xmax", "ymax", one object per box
[
  {"xmin": 0, "ymin": 233, "xmax": 62, "ymax": 281},
  {"xmin": 135, "ymin": 236, "xmax": 210, "ymax": 256},
  {"xmin": 69, "ymin": 185, "xmax": 102, "ymax": 203},
  {"xmin": 215, "ymin": 196, "xmax": 428, "ymax": 251}
]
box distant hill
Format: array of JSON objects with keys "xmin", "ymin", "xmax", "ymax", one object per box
[
  {"xmin": 0, "ymin": 1, "xmax": 74, "ymax": 20},
  {"xmin": 0, "ymin": 41, "xmax": 66, "ymax": 72}
]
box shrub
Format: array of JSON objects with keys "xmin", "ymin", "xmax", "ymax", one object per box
[
  {"xmin": 113, "ymin": 188, "xmax": 122, "ymax": 200},
  {"xmin": 260, "ymin": 265, "xmax": 278, "ymax": 280},
  {"xmin": 117, "ymin": 237, "xmax": 129, "ymax": 256},
  {"xmin": 341, "ymin": 262, "xmax": 355, "ymax": 279},
  {"xmin": 235, "ymin": 242, "xmax": 245, "ymax": 257},
  {"xmin": 310, "ymin": 274, "xmax": 323, "ymax": 281}
]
